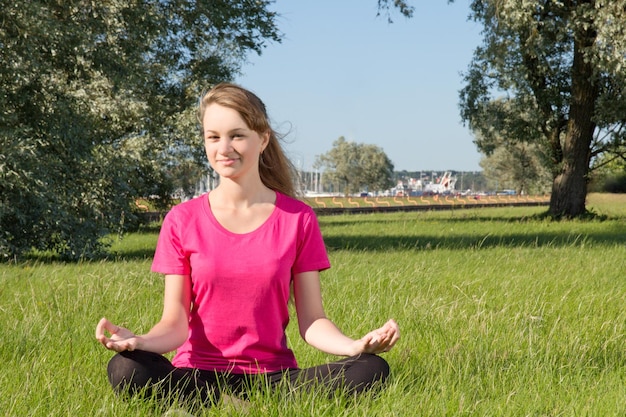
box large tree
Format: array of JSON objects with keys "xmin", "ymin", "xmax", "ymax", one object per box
[
  {"xmin": 0, "ymin": 0, "xmax": 280, "ymax": 260},
  {"xmin": 456, "ymin": 0, "xmax": 626, "ymax": 217},
  {"xmin": 314, "ymin": 137, "xmax": 394, "ymax": 196}
]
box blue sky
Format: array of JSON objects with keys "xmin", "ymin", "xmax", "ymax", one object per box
[{"xmin": 235, "ymin": 1, "xmax": 484, "ymax": 172}]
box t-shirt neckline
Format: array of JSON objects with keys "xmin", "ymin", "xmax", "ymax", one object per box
[{"xmin": 203, "ymin": 191, "xmax": 280, "ymax": 236}]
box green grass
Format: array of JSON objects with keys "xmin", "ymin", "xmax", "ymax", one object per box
[{"xmin": 2, "ymin": 194, "xmax": 625, "ymax": 416}]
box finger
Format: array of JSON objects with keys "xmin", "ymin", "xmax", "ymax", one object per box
[
  {"xmin": 105, "ymin": 341, "xmax": 124, "ymax": 352},
  {"xmin": 96, "ymin": 317, "xmax": 122, "ymax": 349},
  {"xmin": 102, "ymin": 318, "xmax": 121, "ymax": 335},
  {"xmin": 383, "ymin": 320, "xmax": 400, "ymax": 340},
  {"xmin": 385, "ymin": 318, "xmax": 399, "ymax": 332},
  {"xmin": 95, "ymin": 317, "xmax": 110, "ymax": 339},
  {"xmin": 373, "ymin": 323, "xmax": 399, "ymax": 353},
  {"xmin": 358, "ymin": 334, "xmax": 377, "ymax": 353},
  {"xmin": 384, "ymin": 330, "xmax": 400, "ymax": 351},
  {"xmin": 375, "ymin": 335, "xmax": 392, "ymax": 352},
  {"xmin": 361, "ymin": 333, "xmax": 377, "ymax": 346},
  {"xmin": 102, "ymin": 335, "xmax": 130, "ymax": 352}
]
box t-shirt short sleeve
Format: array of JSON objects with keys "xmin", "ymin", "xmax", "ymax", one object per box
[
  {"xmin": 151, "ymin": 207, "xmax": 192, "ymax": 275},
  {"xmin": 292, "ymin": 204, "xmax": 331, "ymax": 275}
]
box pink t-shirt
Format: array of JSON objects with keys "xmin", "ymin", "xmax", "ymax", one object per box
[{"xmin": 151, "ymin": 192, "xmax": 330, "ymax": 373}]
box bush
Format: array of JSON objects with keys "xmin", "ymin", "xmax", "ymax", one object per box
[{"xmin": 589, "ymin": 172, "xmax": 626, "ymax": 193}]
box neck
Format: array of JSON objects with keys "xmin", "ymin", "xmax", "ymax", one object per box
[{"xmin": 212, "ymin": 179, "xmax": 274, "ymax": 208}]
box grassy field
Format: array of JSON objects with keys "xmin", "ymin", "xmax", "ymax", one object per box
[{"xmin": 1, "ymin": 193, "xmax": 625, "ymax": 416}]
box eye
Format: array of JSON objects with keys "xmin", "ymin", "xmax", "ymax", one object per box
[{"xmin": 205, "ymin": 135, "xmax": 220, "ymax": 142}]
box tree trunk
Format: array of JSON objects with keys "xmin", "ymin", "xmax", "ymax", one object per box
[{"xmin": 549, "ymin": 20, "xmax": 597, "ymax": 218}]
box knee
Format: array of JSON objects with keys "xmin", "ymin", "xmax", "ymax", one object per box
[
  {"xmin": 106, "ymin": 350, "xmax": 163, "ymax": 395},
  {"xmin": 342, "ymin": 353, "xmax": 391, "ymax": 395},
  {"xmin": 107, "ymin": 351, "xmax": 142, "ymax": 394},
  {"xmin": 361, "ymin": 353, "xmax": 390, "ymax": 381}
]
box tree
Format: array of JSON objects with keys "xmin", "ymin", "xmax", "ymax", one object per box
[
  {"xmin": 0, "ymin": 0, "xmax": 280, "ymax": 260},
  {"xmin": 479, "ymin": 142, "xmax": 552, "ymax": 195},
  {"xmin": 0, "ymin": 0, "xmax": 415, "ymax": 260},
  {"xmin": 456, "ymin": 0, "xmax": 626, "ymax": 217},
  {"xmin": 314, "ymin": 137, "xmax": 394, "ymax": 196},
  {"xmin": 376, "ymin": 0, "xmax": 415, "ymax": 22}
]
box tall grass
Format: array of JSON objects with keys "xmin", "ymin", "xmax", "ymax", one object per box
[{"xmin": 1, "ymin": 194, "xmax": 625, "ymax": 416}]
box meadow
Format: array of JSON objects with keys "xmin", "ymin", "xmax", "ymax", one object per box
[{"xmin": 1, "ymin": 193, "xmax": 625, "ymax": 416}]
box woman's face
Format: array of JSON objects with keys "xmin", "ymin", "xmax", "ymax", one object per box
[{"xmin": 202, "ymin": 103, "xmax": 269, "ymax": 181}]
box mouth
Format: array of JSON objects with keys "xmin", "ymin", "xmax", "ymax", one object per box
[{"xmin": 217, "ymin": 158, "xmax": 239, "ymax": 166}]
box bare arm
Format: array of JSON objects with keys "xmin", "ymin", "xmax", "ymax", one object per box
[
  {"xmin": 95, "ymin": 274, "xmax": 192, "ymax": 354},
  {"xmin": 293, "ymin": 271, "xmax": 400, "ymax": 357}
]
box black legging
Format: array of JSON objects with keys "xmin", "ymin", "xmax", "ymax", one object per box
[{"xmin": 107, "ymin": 350, "xmax": 390, "ymax": 406}]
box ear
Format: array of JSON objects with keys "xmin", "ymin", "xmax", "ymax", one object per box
[{"xmin": 260, "ymin": 130, "xmax": 270, "ymax": 153}]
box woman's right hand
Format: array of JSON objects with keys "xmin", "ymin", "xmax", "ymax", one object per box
[{"xmin": 95, "ymin": 317, "xmax": 141, "ymax": 352}]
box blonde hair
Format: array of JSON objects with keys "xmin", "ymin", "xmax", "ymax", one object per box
[{"xmin": 199, "ymin": 83, "xmax": 297, "ymax": 198}]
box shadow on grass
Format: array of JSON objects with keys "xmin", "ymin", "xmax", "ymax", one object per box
[
  {"xmin": 16, "ymin": 212, "xmax": 624, "ymax": 264},
  {"xmin": 319, "ymin": 210, "xmax": 625, "ymax": 251},
  {"xmin": 18, "ymin": 247, "xmax": 158, "ymax": 264},
  {"xmin": 323, "ymin": 229, "xmax": 625, "ymax": 252},
  {"xmin": 317, "ymin": 209, "xmax": 609, "ymax": 228},
  {"xmin": 106, "ymin": 248, "xmax": 157, "ymax": 261},
  {"xmin": 133, "ymin": 223, "xmax": 163, "ymax": 234},
  {"xmin": 89, "ymin": 225, "xmax": 625, "ymax": 261}
]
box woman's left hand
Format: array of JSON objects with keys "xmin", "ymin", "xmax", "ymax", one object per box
[{"xmin": 356, "ymin": 319, "xmax": 400, "ymax": 354}]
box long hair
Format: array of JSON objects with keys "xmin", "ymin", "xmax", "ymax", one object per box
[{"xmin": 199, "ymin": 83, "xmax": 297, "ymax": 198}]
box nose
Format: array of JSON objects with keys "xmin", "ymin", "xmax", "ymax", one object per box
[{"xmin": 216, "ymin": 137, "xmax": 233, "ymax": 154}]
